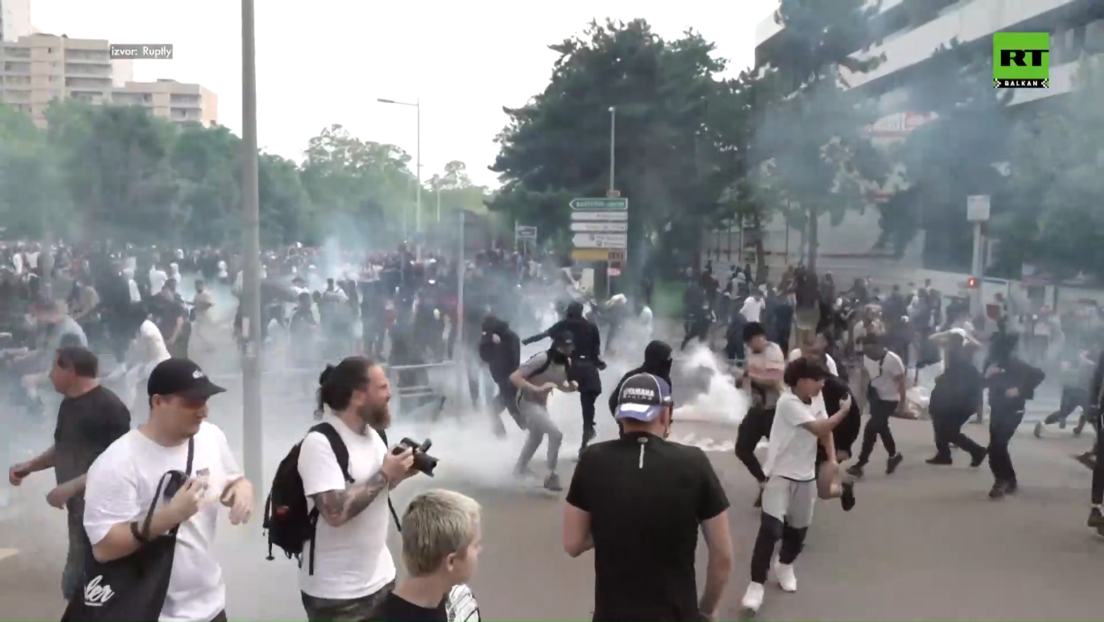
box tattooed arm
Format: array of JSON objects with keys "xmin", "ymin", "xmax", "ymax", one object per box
[{"xmin": 312, "ymin": 471, "xmax": 389, "ymax": 528}]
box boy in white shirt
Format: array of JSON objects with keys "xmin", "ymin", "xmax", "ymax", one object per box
[
  {"xmin": 847, "ymin": 335, "xmax": 906, "ymax": 478},
  {"xmin": 740, "ymin": 358, "xmax": 851, "ymax": 615}
]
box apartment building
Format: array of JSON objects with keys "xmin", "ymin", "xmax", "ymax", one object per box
[
  {"xmin": 705, "ymin": 0, "xmax": 1104, "ymax": 277},
  {"xmin": 0, "ymin": 34, "xmax": 217, "ymax": 127},
  {"xmin": 0, "ymin": 0, "xmax": 32, "ymax": 42},
  {"xmin": 0, "ymin": 33, "xmax": 133, "ymax": 124},
  {"xmin": 113, "ymin": 79, "xmax": 218, "ymax": 126}
]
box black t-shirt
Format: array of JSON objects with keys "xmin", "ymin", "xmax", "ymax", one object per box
[
  {"xmin": 379, "ymin": 592, "xmax": 447, "ymax": 622},
  {"xmin": 53, "ymin": 385, "xmax": 131, "ymax": 501},
  {"xmin": 566, "ymin": 432, "xmax": 729, "ymax": 621}
]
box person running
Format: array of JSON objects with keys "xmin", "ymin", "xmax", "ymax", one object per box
[
  {"xmin": 847, "ymin": 335, "xmax": 906, "ymax": 478},
  {"xmin": 1034, "ymin": 347, "xmax": 1097, "ymax": 438},
  {"xmin": 734, "ymin": 323, "xmax": 786, "ymax": 507},
  {"xmin": 983, "ymin": 331, "xmax": 1045, "ymax": 499},
  {"xmin": 926, "ymin": 330, "xmax": 988, "ymax": 466},
  {"xmin": 739, "ymin": 358, "xmax": 851, "ymax": 616}
]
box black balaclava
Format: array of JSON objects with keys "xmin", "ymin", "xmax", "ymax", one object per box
[
  {"xmin": 641, "ymin": 340, "xmax": 673, "ymax": 382},
  {"xmin": 989, "ymin": 331, "xmax": 1018, "ymax": 366},
  {"xmin": 565, "ymin": 301, "xmax": 584, "ymax": 320}
]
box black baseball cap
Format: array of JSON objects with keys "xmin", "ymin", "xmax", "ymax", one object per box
[{"xmin": 147, "ymin": 358, "xmax": 226, "ymax": 401}]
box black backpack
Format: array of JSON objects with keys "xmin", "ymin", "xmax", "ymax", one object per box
[{"xmin": 263, "ymin": 423, "xmax": 401, "ymax": 574}]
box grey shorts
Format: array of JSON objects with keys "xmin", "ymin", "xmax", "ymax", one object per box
[
  {"xmin": 301, "ymin": 580, "xmax": 395, "ymax": 622},
  {"xmin": 762, "ymin": 476, "xmax": 816, "ymax": 529}
]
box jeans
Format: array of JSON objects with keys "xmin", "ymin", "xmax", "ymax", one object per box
[
  {"xmin": 735, "ymin": 406, "xmax": 774, "ymax": 483},
  {"xmin": 988, "ymin": 408, "xmax": 1025, "ymax": 483},
  {"xmin": 62, "ymin": 502, "xmax": 89, "ymax": 601},
  {"xmin": 857, "ymin": 398, "xmax": 898, "ymax": 466}
]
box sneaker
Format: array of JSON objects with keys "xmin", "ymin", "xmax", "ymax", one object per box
[
  {"xmin": 1088, "ymin": 507, "xmax": 1104, "ymax": 529},
  {"xmin": 969, "ymin": 449, "xmax": 987, "ymax": 468},
  {"xmin": 840, "ymin": 482, "xmax": 856, "ymax": 512},
  {"xmin": 740, "ymin": 582, "xmax": 765, "ymax": 615},
  {"xmin": 1075, "ymin": 452, "xmax": 1096, "ymax": 471},
  {"xmin": 1033, "ymin": 422, "xmax": 1044, "ymax": 438},
  {"xmin": 988, "ymin": 481, "xmax": 1007, "ymax": 499},
  {"xmin": 846, "ymin": 464, "xmax": 864, "ymax": 478},
  {"xmin": 886, "ymin": 453, "xmax": 904, "ymax": 475},
  {"xmin": 773, "ymin": 561, "xmax": 797, "ymax": 592},
  {"xmin": 544, "ymin": 473, "xmax": 563, "ymax": 492},
  {"xmin": 1005, "ymin": 480, "xmax": 1018, "ymax": 495},
  {"xmin": 925, "ymin": 455, "xmax": 953, "ymax": 465}
]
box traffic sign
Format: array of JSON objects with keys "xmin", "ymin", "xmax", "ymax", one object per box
[
  {"xmin": 572, "ymin": 233, "xmax": 627, "ymax": 248},
  {"xmin": 570, "ymin": 211, "xmax": 627, "ymax": 222},
  {"xmin": 572, "ymin": 249, "xmax": 625, "ymax": 262},
  {"xmin": 515, "ymin": 224, "xmax": 537, "ymax": 240},
  {"xmin": 570, "ymin": 198, "xmax": 628, "ymax": 211},
  {"xmin": 570, "ymin": 222, "xmax": 627, "ymax": 233}
]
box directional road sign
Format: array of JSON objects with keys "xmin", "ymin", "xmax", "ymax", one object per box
[
  {"xmin": 570, "ymin": 222, "xmax": 627, "ymax": 233},
  {"xmin": 570, "ymin": 211, "xmax": 627, "ymax": 222},
  {"xmin": 569, "ymin": 198, "xmax": 628, "ymax": 211},
  {"xmin": 572, "ymin": 233, "xmax": 627, "ymax": 248},
  {"xmin": 515, "ymin": 224, "xmax": 538, "ymax": 240},
  {"xmin": 572, "ymin": 249, "xmax": 625, "ymax": 262}
]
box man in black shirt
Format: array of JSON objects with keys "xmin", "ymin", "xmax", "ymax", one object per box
[
  {"xmin": 564, "ymin": 373, "xmax": 733, "ymax": 621},
  {"xmin": 7, "ymin": 345, "xmax": 131, "ymax": 600}
]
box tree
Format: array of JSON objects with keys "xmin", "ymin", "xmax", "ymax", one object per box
[
  {"xmin": 752, "ymin": 0, "xmax": 890, "ymax": 270},
  {"xmin": 0, "ymin": 104, "xmax": 72, "ymax": 238},
  {"xmin": 876, "ymin": 40, "xmax": 1014, "ymax": 271},
  {"xmin": 1001, "ymin": 58, "xmax": 1104, "ymax": 279},
  {"xmin": 489, "ymin": 19, "xmax": 728, "ymax": 268},
  {"xmin": 171, "ymin": 123, "xmax": 241, "ymax": 246}
]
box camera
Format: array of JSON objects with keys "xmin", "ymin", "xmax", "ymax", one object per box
[{"xmin": 392, "ymin": 437, "xmax": 439, "ymax": 476}]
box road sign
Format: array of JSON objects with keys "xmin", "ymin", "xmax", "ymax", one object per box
[
  {"xmin": 570, "ymin": 222, "xmax": 627, "ymax": 233},
  {"xmin": 572, "ymin": 249, "xmax": 625, "ymax": 262},
  {"xmin": 572, "ymin": 233, "xmax": 627, "ymax": 248},
  {"xmin": 967, "ymin": 195, "xmax": 990, "ymax": 222},
  {"xmin": 570, "ymin": 211, "xmax": 627, "ymax": 222},
  {"xmin": 569, "ymin": 198, "xmax": 628, "ymax": 211},
  {"xmin": 515, "ymin": 224, "xmax": 537, "ymax": 240}
]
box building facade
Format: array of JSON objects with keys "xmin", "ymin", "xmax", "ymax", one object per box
[
  {"xmin": 0, "ymin": 0, "xmax": 31, "ymax": 42},
  {"xmin": 0, "ymin": 33, "xmax": 217, "ymax": 127},
  {"xmin": 706, "ymin": 0, "xmax": 1104, "ymax": 279}
]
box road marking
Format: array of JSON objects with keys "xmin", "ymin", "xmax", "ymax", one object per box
[{"xmin": 0, "ymin": 548, "xmax": 18, "ymax": 562}]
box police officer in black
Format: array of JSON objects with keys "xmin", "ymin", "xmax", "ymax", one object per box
[{"xmin": 524, "ymin": 301, "xmax": 605, "ymax": 456}]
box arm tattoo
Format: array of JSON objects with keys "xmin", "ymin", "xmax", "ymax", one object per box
[{"xmin": 314, "ymin": 471, "xmax": 388, "ymax": 525}]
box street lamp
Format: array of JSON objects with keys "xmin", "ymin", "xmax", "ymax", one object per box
[
  {"xmin": 240, "ymin": 0, "xmax": 264, "ymax": 490},
  {"xmin": 608, "ymin": 106, "xmax": 616, "ymax": 192},
  {"xmin": 377, "ymin": 98, "xmax": 421, "ymax": 258}
]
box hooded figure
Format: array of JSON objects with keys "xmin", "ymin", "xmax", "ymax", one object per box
[
  {"xmin": 609, "ymin": 340, "xmax": 673, "ymax": 418},
  {"xmin": 983, "ymin": 330, "xmax": 1045, "ymax": 498},
  {"xmin": 523, "ymin": 301, "xmax": 605, "ymax": 453},
  {"xmin": 479, "ymin": 315, "xmax": 526, "ymax": 433},
  {"xmin": 927, "ymin": 332, "xmax": 987, "ymax": 466}
]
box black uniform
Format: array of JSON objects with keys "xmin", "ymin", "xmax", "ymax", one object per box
[{"xmin": 479, "ymin": 315, "xmax": 525, "ymax": 432}]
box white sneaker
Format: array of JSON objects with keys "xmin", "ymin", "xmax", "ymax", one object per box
[
  {"xmin": 773, "ymin": 561, "xmax": 797, "ymax": 592},
  {"xmin": 740, "ymin": 582, "xmax": 765, "ymax": 614}
]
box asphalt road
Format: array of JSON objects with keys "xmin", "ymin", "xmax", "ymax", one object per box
[{"xmin": 2, "ymin": 345, "xmax": 1102, "ymax": 621}]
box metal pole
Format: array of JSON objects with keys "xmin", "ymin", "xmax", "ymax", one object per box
[
  {"xmin": 608, "ymin": 106, "xmax": 616, "ymax": 191},
  {"xmin": 455, "ymin": 210, "xmax": 466, "ymax": 397},
  {"xmin": 436, "ymin": 184, "xmax": 441, "ymax": 223},
  {"xmin": 969, "ymin": 222, "xmax": 983, "ymax": 319},
  {"xmin": 240, "ymin": 0, "xmax": 264, "ymax": 491},
  {"xmin": 415, "ymin": 100, "xmax": 422, "ymax": 261}
]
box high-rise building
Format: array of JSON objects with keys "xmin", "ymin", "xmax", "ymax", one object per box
[
  {"xmin": 112, "ymin": 79, "xmax": 218, "ymax": 126},
  {"xmin": 0, "ymin": 33, "xmax": 217, "ymax": 127},
  {"xmin": 0, "ymin": 0, "xmax": 32, "ymax": 42}
]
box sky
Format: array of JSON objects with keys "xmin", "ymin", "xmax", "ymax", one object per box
[{"xmin": 31, "ymin": 0, "xmax": 778, "ymax": 187}]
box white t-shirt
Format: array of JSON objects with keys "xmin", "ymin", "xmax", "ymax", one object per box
[
  {"xmin": 297, "ymin": 415, "xmax": 396, "ymax": 599},
  {"xmin": 83, "ymin": 423, "xmax": 242, "ymax": 622},
  {"xmin": 787, "ymin": 349, "xmax": 837, "ymax": 417},
  {"xmin": 138, "ymin": 319, "xmax": 173, "ymax": 376},
  {"xmin": 740, "ymin": 296, "xmax": 765, "ymax": 323},
  {"xmin": 763, "ymin": 392, "xmax": 824, "ymax": 481},
  {"xmin": 149, "ymin": 268, "xmax": 168, "ymax": 296},
  {"xmin": 217, "ymin": 261, "xmax": 229, "ymax": 279},
  {"xmin": 863, "ymin": 350, "xmax": 905, "ymax": 401}
]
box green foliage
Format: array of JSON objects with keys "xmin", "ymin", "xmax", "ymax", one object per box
[
  {"xmin": 489, "ymin": 19, "xmax": 729, "ymax": 268},
  {"xmin": 751, "ymin": 0, "xmax": 890, "ymax": 269},
  {"xmin": 0, "ymin": 103, "xmax": 487, "ymax": 248}
]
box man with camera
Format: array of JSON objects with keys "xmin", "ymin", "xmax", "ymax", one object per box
[
  {"xmin": 79, "ymin": 358, "xmax": 253, "ymax": 622},
  {"xmin": 299, "ymin": 356, "xmax": 422, "ymax": 622}
]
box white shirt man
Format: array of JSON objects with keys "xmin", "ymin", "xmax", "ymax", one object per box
[
  {"xmin": 82, "ymin": 359, "xmax": 249, "ymax": 622},
  {"xmin": 149, "ymin": 266, "xmax": 168, "ymax": 298},
  {"xmin": 740, "ymin": 294, "xmax": 766, "ymax": 323},
  {"xmin": 863, "ymin": 348, "xmax": 906, "ymax": 402},
  {"xmin": 298, "ymin": 415, "xmax": 396, "ymax": 617}
]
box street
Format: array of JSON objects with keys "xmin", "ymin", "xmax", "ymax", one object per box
[{"xmin": 3, "ymin": 402, "xmax": 1103, "ymax": 621}]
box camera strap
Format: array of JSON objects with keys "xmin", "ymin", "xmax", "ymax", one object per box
[{"xmin": 374, "ymin": 428, "xmax": 404, "ymax": 533}]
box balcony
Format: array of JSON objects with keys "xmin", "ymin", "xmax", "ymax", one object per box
[
  {"xmin": 65, "ymin": 76, "xmax": 111, "ymax": 89},
  {"xmin": 65, "ymin": 63, "xmax": 111, "ymax": 77},
  {"xmin": 2, "ymin": 47, "xmax": 31, "ymax": 59},
  {"xmin": 112, "ymin": 92, "xmax": 153, "ymax": 105},
  {"xmin": 755, "ymin": 0, "xmax": 907, "ymax": 47},
  {"xmin": 3, "ymin": 61, "xmax": 30, "ymax": 73},
  {"xmin": 840, "ymin": 0, "xmax": 1078, "ymax": 89}
]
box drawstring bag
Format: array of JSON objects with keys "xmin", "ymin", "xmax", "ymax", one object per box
[{"xmin": 61, "ymin": 438, "xmax": 194, "ymax": 622}]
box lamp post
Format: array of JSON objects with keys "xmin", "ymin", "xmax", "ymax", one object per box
[
  {"xmin": 377, "ymin": 98, "xmax": 421, "ymax": 259},
  {"xmin": 240, "ymin": 0, "xmax": 264, "ymax": 490}
]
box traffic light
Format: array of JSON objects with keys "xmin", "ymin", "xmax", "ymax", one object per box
[{"xmin": 967, "ymin": 277, "xmax": 978, "ymax": 288}]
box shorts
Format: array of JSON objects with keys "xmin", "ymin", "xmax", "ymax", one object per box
[
  {"xmin": 761, "ymin": 477, "xmax": 816, "ymax": 529},
  {"xmin": 301, "ymin": 580, "xmax": 395, "ymax": 622}
]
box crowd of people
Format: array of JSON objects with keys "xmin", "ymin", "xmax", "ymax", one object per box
[{"xmin": 5, "ymin": 237, "xmax": 1104, "ymax": 621}]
